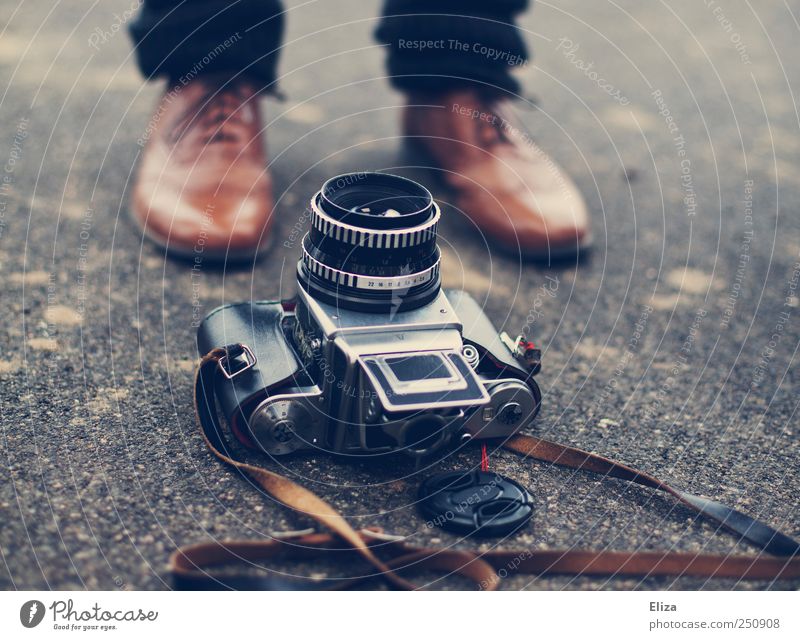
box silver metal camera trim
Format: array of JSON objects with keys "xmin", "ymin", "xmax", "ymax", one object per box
[
  {"xmin": 239, "ymin": 290, "xmax": 539, "ymax": 456},
  {"xmin": 373, "ymin": 352, "xmax": 467, "ymax": 393},
  {"xmin": 461, "ymin": 378, "xmax": 538, "ymax": 438},
  {"xmin": 310, "ymin": 194, "xmax": 440, "ymax": 248},
  {"xmin": 301, "ymin": 242, "xmax": 440, "ymax": 291},
  {"xmin": 358, "ymin": 350, "xmax": 488, "ymax": 412},
  {"xmin": 248, "ymin": 388, "xmax": 325, "ymax": 455},
  {"xmin": 218, "ymin": 344, "xmax": 257, "ymax": 379},
  {"xmin": 296, "ymin": 285, "xmax": 462, "ymax": 340}
]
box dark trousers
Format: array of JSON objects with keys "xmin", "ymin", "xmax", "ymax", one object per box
[{"xmin": 129, "ymin": 0, "xmax": 530, "ymax": 95}]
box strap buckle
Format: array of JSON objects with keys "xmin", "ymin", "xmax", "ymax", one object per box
[{"xmin": 218, "ymin": 344, "xmax": 257, "ymax": 379}]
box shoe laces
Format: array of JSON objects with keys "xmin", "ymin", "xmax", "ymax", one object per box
[
  {"xmin": 167, "ymin": 83, "xmax": 255, "ymax": 146},
  {"xmin": 475, "ymin": 93, "xmax": 539, "ymax": 148}
]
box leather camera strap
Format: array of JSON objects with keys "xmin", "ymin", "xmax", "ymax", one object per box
[{"xmin": 171, "ymin": 347, "xmax": 800, "ymax": 590}]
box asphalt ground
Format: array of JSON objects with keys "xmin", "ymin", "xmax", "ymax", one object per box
[{"xmin": 1, "ymin": 1, "xmax": 799, "ymax": 590}]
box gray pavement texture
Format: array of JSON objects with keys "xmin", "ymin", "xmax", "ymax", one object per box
[{"xmin": 1, "ymin": 0, "xmax": 799, "ymax": 591}]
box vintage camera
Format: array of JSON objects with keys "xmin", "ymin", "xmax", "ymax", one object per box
[{"xmin": 197, "ymin": 173, "xmax": 542, "ymax": 459}]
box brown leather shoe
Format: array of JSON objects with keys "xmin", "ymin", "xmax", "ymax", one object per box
[
  {"xmin": 403, "ymin": 89, "xmax": 590, "ymax": 260},
  {"xmin": 132, "ymin": 75, "xmax": 273, "ymax": 261}
]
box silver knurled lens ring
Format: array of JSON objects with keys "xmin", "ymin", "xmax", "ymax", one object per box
[
  {"xmin": 301, "ymin": 244, "xmax": 441, "ymax": 291},
  {"xmin": 310, "ymin": 195, "xmax": 440, "ymax": 249},
  {"xmin": 296, "ymin": 172, "xmax": 443, "ymax": 312}
]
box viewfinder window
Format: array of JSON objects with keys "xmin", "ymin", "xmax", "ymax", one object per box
[{"xmin": 385, "ymin": 354, "xmax": 450, "ymax": 382}]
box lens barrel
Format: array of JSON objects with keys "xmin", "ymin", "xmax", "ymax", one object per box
[{"xmin": 297, "ymin": 173, "xmax": 442, "ymax": 312}]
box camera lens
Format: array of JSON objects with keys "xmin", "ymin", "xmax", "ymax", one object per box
[
  {"xmin": 320, "ymin": 172, "xmax": 433, "ymax": 228},
  {"xmin": 297, "ymin": 172, "xmax": 441, "ymax": 312}
]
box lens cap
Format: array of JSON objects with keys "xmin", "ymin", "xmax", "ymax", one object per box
[{"xmin": 418, "ymin": 470, "xmax": 533, "ymax": 537}]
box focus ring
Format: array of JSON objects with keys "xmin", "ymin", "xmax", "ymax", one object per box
[
  {"xmin": 310, "ymin": 195, "xmax": 440, "ymax": 249},
  {"xmin": 302, "ymin": 244, "xmax": 440, "ymax": 291}
]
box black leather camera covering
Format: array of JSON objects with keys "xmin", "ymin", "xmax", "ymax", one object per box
[
  {"xmin": 196, "ymin": 301, "xmax": 301, "ymax": 427},
  {"xmin": 195, "ymin": 292, "xmax": 529, "ymax": 443}
]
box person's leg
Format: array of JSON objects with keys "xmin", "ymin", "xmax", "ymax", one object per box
[
  {"xmin": 130, "ymin": 0, "xmax": 285, "ymax": 261},
  {"xmin": 130, "ymin": 0, "xmax": 284, "ymax": 89},
  {"xmin": 376, "ymin": 0, "xmax": 529, "ymax": 96},
  {"xmin": 376, "ymin": 1, "xmax": 590, "ymax": 261}
]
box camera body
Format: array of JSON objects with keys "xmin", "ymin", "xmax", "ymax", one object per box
[
  {"xmin": 198, "ymin": 287, "xmax": 541, "ymax": 458},
  {"xmin": 197, "ymin": 173, "xmax": 542, "ymax": 459}
]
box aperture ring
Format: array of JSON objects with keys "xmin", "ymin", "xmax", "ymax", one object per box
[
  {"xmin": 310, "ymin": 196, "xmax": 440, "ymax": 249},
  {"xmin": 302, "ymin": 245, "xmax": 440, "ymax": 291}
]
